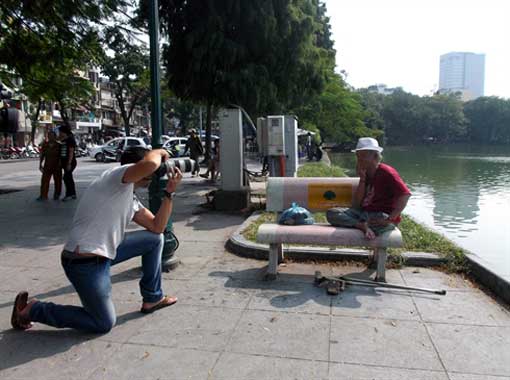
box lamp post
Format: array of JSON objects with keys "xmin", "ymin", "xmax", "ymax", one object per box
[{"xmin": 148, "ymin": 0, "xmax": 179, "ymax": 268}]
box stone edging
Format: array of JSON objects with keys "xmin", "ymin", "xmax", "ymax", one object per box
[
  {"xmin": 226, "ymin": 211, "xmax": 447, "ymax": 267},
  {"xmin": 464, "ymin": 253, "xmax": 510, "ymax": 304}
]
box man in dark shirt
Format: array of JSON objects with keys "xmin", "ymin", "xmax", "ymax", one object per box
[
  {"xmin": 183, "ymin": 129, "xmax": 203, "ymax": 176},
  {"xmin": 58, "ymin": 124, "xmax": 78, "ymax": 201},
  {"xmin": 327, "ymin": 137, "xmax": 411, "ymax": 240}
]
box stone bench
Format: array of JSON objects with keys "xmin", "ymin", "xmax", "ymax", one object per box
[{"xmin": 256, "ymin": 177, "xmax": 404, "ymax": 281}]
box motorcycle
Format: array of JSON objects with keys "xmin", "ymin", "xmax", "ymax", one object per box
[{"xmin": 100, "ymin": 146, "xmax": 122, "ymax": 162}]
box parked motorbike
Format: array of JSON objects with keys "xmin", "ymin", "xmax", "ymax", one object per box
[{"xmin": 100, "ymin": 146, "xmax": 122, "ymax": 162}]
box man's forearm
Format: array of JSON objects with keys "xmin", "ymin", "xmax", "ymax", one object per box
[
  {"xmin": 152, "ymin": 197, "xmax": 173, "ymax": 233},
  {"xmin": 389, "ymin": 194, "xmax": 411, "ymax": 219}
]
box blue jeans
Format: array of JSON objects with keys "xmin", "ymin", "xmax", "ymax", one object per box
[
  {"xmin": 326, "ymin": 207, "xmax": 396, "ymax": 236},
  {"xmin": 29, "ymin": 230, "xmax": 164, "ymax": 333}
]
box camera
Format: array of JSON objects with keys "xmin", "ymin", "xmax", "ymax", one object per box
[{"xmin": 155, "ymin": 158, "xmax": 196, "ymax": 178}]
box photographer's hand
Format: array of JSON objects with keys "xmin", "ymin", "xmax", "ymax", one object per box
[{"xmin": 166, "ymin": 168, "xmax": 182, "ymax": 193}]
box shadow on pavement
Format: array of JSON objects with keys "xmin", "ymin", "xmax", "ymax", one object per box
[
  {"xmin": 0, "ymin": 267, "xmax": 143, "ymax": 311},
  {"xmin": 207, "ymin": 267, "xmax": 409, "ymax": 311}
]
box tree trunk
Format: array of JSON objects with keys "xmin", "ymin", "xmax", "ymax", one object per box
[
  {"xmin": 31, "ymin": 99, "xmax": 42, "ymax": 143},
  {"xmin": 58, "ymin": 101, "xmax": 69, "ymax": 125},
  {"xmin": 122, "ymin": 113, "xmax": 130, "ymax": 137},
  {"xmin": 205, "ymin": 100, "xmax": 212, "ymax": 161}
]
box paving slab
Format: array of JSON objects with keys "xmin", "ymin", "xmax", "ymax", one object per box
[
  {"xmin": 329, "ymin": 316, "xmax": 443, "ymax": 371},
  {"xmin": 170, "ymin": 277, "xmax": 255, "ymax": 309},
  {"xmin": 212, "ymin": 352, "xmax": 329, "ymax": 380},
  {"xmin": 88, "ymin": 344, "xmax": 220, "ymax": 380},
  {"xmin": 331, "ymin": 287, "xmax": 420, "ymax": 321},
  {"xmin": 413, "ymin": 289, "xmax": 510, "ymax": 326},
  {"xmin": 127, "ymin": 304, "xmax": 243, "ymax": 351},
  {"xmin": 247, "ymin": 281, "xmax": 332, "ymax": 315},
  {"xmin": 328, "ymin": 363, "xmax": 449, "ymax": 380},
  {"xmin": 1, "ymin": 333, "xmax": 120, "ymax": 379},
  {"xmin": 448, "ymin": 374, "xmax": 510, "ymax": 380},
  {"xmin": 228, "ymin": 309, "xmax": 330, "ymax": 361},
  {"xmin": 427, "ymin": 323, "xmax": 510, "ymax": 376},
  {"xmin": 400, "ymin": 267, "xmax": 475, "ymax": 290}
]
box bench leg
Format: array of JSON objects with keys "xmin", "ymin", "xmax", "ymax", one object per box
[
  {"xmin": 277, "ymin": 243, "xmax": 284, "ymax": 263},
  {"xmin": 374, "ymin": 248, "xmax": 387, "ymax": 282},
  {"xmin": 266, "ymin": 243, "xmax": 281, "ymax": 280}
]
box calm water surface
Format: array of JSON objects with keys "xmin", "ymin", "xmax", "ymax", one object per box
[{"xmin": 330, "ymin": 145, "xmax": 510, "ymax": 275}]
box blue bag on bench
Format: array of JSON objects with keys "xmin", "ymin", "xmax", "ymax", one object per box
[{"xmin": 278, "ymin": 202, "xmax": 315, "ymax": 226}]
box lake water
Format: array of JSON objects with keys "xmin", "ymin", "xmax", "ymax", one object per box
[{"xmin": 330, "ymin": 144, "xmax": 510, "ymax": 276}]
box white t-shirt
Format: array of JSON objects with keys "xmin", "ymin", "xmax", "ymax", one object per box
[{"xmin": 64, "ymin": 164, "xmax": 143, "ymax": 260}]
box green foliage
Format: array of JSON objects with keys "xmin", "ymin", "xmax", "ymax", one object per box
[
  {"xmin": 356, "ymin": 88, "xmax": 510, "ymax": 146},
  {"xmin": 296, "ymin": 73, "xmax": 382, "ymax": 147},
  {"xmin": 137, "ymin": 0, "xmax": 336, "ymax": 156},
  {"xmin": 101, "ymin": 27, "xmax": 150, "ymax": 136},
  {"xmin": 0, "ymin": 0, "xmax": 128, "ymax": 122},
  {"xmin": 297, "ymin": 162, "xmax": 346, "ymax": 177},
  {"xmin": 464, "ymin": 96, "xmax": 510, "ymax": 144}
]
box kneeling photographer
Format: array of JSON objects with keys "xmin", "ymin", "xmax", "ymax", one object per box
[{"xmin": 11, "ymin": 147, "xmax": 182, "ymax": 333}]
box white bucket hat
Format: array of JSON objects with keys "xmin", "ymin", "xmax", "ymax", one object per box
[{"xmin": 351, "ymin": 137, "xmax": 383, "ymax": 153}]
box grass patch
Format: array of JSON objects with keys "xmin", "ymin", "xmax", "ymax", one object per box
[
  {"xmin": 397, "ymin": 214, "xmax": 468, "ymax": 272},
  {"xmin": 297, "ymin": 162, "xmax": 346, "ymax": 177},
  {"xmin": 242, "ymin": 212, "xmax": 468, "ymax": 272}
]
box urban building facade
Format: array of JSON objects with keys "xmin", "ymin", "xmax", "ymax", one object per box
[
  {"xmin": 1, "ymin": 67, "xmax": 150, "ymax": 147},
  {"xmin": 439, "ymin": 52, "xmax": 485, "ymax": 101}
]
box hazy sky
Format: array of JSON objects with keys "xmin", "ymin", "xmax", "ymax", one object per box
[{"xmin": 323, "ymin": 0, "xmax": 510, "ymax": 98}]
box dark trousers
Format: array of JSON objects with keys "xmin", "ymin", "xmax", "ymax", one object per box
[
  {"xmin": 40, "ymin": 165, "xmax": 62, "ymax": 200},
  {"xmin": 190, "ymin": 154, "xmax": 200, "ymax": 174},
  {"xmin": 62, "ymin": 160, "xmax": 77, "ymax": 197}
]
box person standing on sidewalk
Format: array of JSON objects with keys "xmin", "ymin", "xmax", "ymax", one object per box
[
  {"xmin": 11, "ymin": 147, "xmax": 182, "ymax": 333},
  {"xmin": 58, "ymin": 124, "xmax": 77, "ymax": 201},
  {"xmin": 183, "ymin": 129, "xmax": 203, "ymax": 176},
  {"xmin": 37, "ymin": 130, "xmax": 62, "ymax": 201}
]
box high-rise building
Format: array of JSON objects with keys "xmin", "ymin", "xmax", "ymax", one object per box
[{"xmin": 439, "ymin": 52, "xmax": 485, "ymax": 101}]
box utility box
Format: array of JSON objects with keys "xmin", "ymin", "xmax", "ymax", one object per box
[
  {"xmin": 266, "ymin": 115, "xmax": 285, "ymax": 156},
  {"xmin": 215, "ymin": 107, "xmax": 250, "ymax": 211},
  {"xmin": 219, "ymin": 108, "xmax": 244, "ymax": 191},
  {"xmin": 284, "ymin": 115, "xmax": 298, "ymax": 177}
]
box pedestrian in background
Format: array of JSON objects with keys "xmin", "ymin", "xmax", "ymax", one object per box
[
  {"xmin": 200, "ymin": 138, "xmax": 220, "ymax": 181},
  {"xmin": 184, "ymin": 129, "xmax": 203, "ymax": 176},
  {"xmin": 58, "ymin": 124, "xmax": 78, "ymax": 201},
  {"xmin": 37, "ymin": 130, "xmax": 62, "ymax": 201}
]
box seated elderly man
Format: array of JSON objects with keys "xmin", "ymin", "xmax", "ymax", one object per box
[{"xmin": 326, "ymin": 137, "xmax": 411, "ymax": 240}]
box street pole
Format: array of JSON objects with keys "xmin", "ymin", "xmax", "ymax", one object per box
[
  {"xmin": 199, "ymin": 106, "xmax": 202, "ymax": 138},
  {"xmin": 148, "ymin": 0, "xmax": 179, "ymax": 268}
]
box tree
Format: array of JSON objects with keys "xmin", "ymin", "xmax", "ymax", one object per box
[
  {"xmin": 464, "ymin": 97, "xmax": 510, "ymax": 144},
  {"xmin": 423, "ymin": 94, "xmax": 466, "ymax": 143},
  {"xmin": 297, "ymin": 74, "xmax": 381, "ymax": 147},
  {"xmin": 101, "ymin": 28, "xmax": 150, "ymax": 136},
  {"xmin": 137, "ymin": 0, "xmax": 335, "ymax": 157},
  {"xmin": 0, "ymin": 0, "xmax": 127, "ymax": 135}
]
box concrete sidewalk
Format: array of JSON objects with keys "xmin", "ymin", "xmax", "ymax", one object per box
[{"xmin": 1, "ymin": 165, "xmax": 510, "ymax": 379}]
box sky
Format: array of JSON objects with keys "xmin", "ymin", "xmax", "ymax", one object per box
[{"xmin": 323, "ymin": 0, "xmax": 510, "ymax": 98}]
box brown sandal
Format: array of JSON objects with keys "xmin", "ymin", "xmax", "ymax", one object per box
[
  {"xmin": 11, "ymin": 291, "xmax": 29, "ymax": 330},
  {"xmin": 140, "ymin": 295, "xmax": 178, "ymax": 314}
]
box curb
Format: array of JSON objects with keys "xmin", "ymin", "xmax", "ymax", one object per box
[
  {"xmin": 226, "ymin": 211, "xmax": 448, "ymax": 267},
  {"xmin": 465, "ymin": 254, "xmax": 510, "ymax": 305}
]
